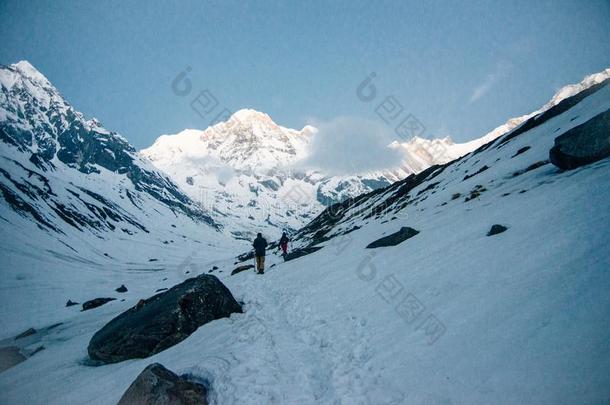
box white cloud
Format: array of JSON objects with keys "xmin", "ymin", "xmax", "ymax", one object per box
[
  {"xmin": 293, "ymin": 116, "xmax": 403, "ymax": 175},
  {"xmin": 469, "ymin": 62, "xmax": 513, "ymax": 104}
]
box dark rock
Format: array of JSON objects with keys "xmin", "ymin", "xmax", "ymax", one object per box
[
  {"xmin": 0, "ymin": 347, "xmax": 26, "ymax": 373},
  {"xmin": 82, "ymin": 297, "xmax": 116, "ymax": 311},
  {"xmin": 116, "ymin": 284, "xmax": 128, "ymax": 293},
  {"xmin": 366, "ymin": 227, "xmax": 420, "ymax": 248},
  {"xmin": 66, "ymin": 299, "xmax": 79, "ymax": 307},
  {"xmin": 511, "ymin": 160, "xmax": 549, "ymax": 177},
  {"xmin": 212, "ymin": 266, "xmax": 218, "ymax": 270},
  {"xmin": 236, "ymin": 251, "xmax": 255, "ymax": 262},
  {"xmin": 155, "ymin": 288, "xmax": 168, "ymax": 292},
  {"xmin": 463, "ymin": 166, "xmax": 489, "ymax": 181},
  {"xmin": 149, "ymin": 258, "xmax": 158, "ymax": 262},
  {"xmin": 88, "ymin": 275, "xmax": 242, "ymax": 364},
  {"xmin": 30, "ymin": 345, "xmax": 45, "ymax": 356},
  {"xmin": 15, "ymin": 328, "xmax": 36, "ymax": 340},
  {"xmin": 464, "ymin": 185, "xmax": 487, "ymax": 202},
  {"xmin": 512, "ymin": 146, "xmax": 531, "ymax": 158},
  {"xmin": 283, "ymin": 246, "xmax": 323, "ymax": 262},
  {"xmin": 487, "ymin": 224, "xmax": 508, "ymax": 236},
  {"xmin": 231, "ymin": 264, "xmax": 254, "ymax": 276},
  {"xmin": 118, "ymin": 363, "xmax": 207, "ymax": 405},
  {"xmin": 549, "ymin": 109, "xmax": 610, "ymax": 170}
]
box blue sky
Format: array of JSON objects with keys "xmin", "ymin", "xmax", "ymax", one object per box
[{"xmin": 1, "ymin": 0, "xmax": 609, "ymax": 149}]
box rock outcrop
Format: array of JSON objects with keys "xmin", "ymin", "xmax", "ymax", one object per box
[
  {"xmin": 118, "ymin": 363, "xmax": 207, "ymax": 405},
  {"xmin": 487, "ymin": 224, "xmax": 508, "ymax": 236},
  {"xmin": 0, "ymin": 347, "xmax": 26, "ymax": 373},
  {"xmin": 88, "ymin": 275, "xmax": 241, "ymax": 364},
  {"xmin": 82, "ymin": 297, "xmax": 116, "ymax": 311},
  {"xmin": 366, "ymin": 227, "xmax": 420, "ymax": 249},
  {"xmin": 549, "ymin": 109, "xmax": 610, "ymax": 170},
  {"xmin": 283, "ymin": 246, "xmax": 323, "ymax": 262},
  {"xmin": 231, "ymin": 264, "xmax": 254, "ymax": 276}
]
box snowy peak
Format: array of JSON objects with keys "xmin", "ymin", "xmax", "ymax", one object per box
[
  {"xmin": 229, "ymin": 108, "xmax": 276, "ymax": 125},
  {"xmin": 143, "ymin": 108, "xmax": 311, "ymax": 172},
  {"xmin": 11, "ymin": 60, "xmax": 52, "ymax": 87},
  {"xmin": 544, "ymin": 68, "xmax": 610, "ymax": 110}
]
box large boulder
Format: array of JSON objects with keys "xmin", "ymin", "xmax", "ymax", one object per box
[
  {"xmin": 88, "ymin": 275, "xmax": 242, "ymax": 364},
  {"xmin": 366, "ymin": 227, "xmax": 420, "ymax": 248},
  {"xmin": 118, "ymin": 363, "xmax": 207, "ymax": 405},
  {"xmin": 549, "ymin": 109, "xmax": 610, "ymax": 170}
]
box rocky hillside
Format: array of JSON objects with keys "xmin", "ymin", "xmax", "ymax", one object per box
[{"xmin": 0, "ymin": 61, "xmax": 218, "ymax": 238}]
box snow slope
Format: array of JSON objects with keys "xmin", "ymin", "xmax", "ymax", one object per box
[
  {"xmin": 1, "ymin": 68, "xmax": 609, "ymax": 404},
  {"xmin": 0, "ymin": 61, "xmax": 241, "ymax": 333},
  {"xmin": 141, "ymin": 69, "xmax": 610, "ymax": 241}
]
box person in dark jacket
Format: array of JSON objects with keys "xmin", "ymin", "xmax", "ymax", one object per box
[
  {"xmin": 279, "ymin": 232, "xmax": 290, "ymax": 256},
  {"xmin": 252, "ymin": 233, "xmax": 268, "ymax": 274}
]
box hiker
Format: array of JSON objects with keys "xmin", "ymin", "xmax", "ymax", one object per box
[
  {"xmin": 279, "ymin": 232, "xmax": 290, "ymax": 256},
  {"xmin": 252, "ymin": 232, "xmax": 268, "ymax": 274}
]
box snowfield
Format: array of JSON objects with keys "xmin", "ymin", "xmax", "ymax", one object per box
[{"xmin": 1, "ymin": 62, "xmax": 609, "ymax": 404}]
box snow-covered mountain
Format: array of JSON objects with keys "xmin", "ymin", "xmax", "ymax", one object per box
[
  {"xmin": 141, "ymin": 109, "xmax": 407, "ymax": 239},
  {"xmin": 1, "ymin": 66, "xmax": 608, "ymax": 405},
  {"xmin": 140, "ymin": 111, "xmax": 480, "ymax": 239},
  {"xmin": 0, "ymin": 61, "xmax": 235, "ymax": 301}
]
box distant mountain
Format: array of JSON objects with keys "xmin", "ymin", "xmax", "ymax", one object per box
[
  {"xmin": 140, "ymin": 109, "xmax": 491, "ymax": 239},
  {"xmin": 140, "ymin": 67, "xmax": 610, "ymax": 239},
  {"xmin": 0, "ymin": 61, "xmax": 219, "ymax": 255}
]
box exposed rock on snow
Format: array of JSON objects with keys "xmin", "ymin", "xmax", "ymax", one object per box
[
  {"xmin": 87, "ymin": 275, "xmax": 242, "ymax": 364},
  {"xmin": 0, "ymin": 346, "xmax": 26, "ymax": 373},
  {"xmin": 115, "ymin": 285, "xmax": 128, "ymax": 293},
  {"xmin": 366, "ymin": 226, "xmax": 420, "ymax": 248},
  {"xmin": 81, "ymin": 298, "xmax": 116, "ymax": 311},
  {"xmin": 14, "ymin": 328, "xmax": 36, "ymax": 340},
  {"xmin": 549, "ymin": 109, "xmax": 610, "ymax": 170},
  {"xmin": 65, "ymin": 300, "xmax": 79, "ymax": 307},
  {"xmin": 283, "ymin": 246, "xmax": 323, "ymax": 262},
  {"xmin": 487, "ymin": 224, "xmax": 508, "ymax": 236},
  {"xmin": 117, "ymin": 363, "xmax": 207, "ymax": 405},
  {"xmin": 231, "ymin": 264, "xmax": 254, "ymax": 276}
]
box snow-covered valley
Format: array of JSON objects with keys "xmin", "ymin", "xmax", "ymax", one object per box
[{"xmin": 1, "ymin": 60, "xmax": 609, "ymax": 405}]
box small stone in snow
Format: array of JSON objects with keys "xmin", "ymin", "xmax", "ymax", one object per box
[{"xmin": 487, "ymin": 224, "xmax": 508, "ymax": 236}]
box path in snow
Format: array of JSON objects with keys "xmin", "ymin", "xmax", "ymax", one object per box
[{"xmin": 202, "ymin": 272, "xmax": 405, "ymax": 404}]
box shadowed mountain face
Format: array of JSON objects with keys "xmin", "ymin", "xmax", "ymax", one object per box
[{"xmin": 0, "ymin": 61, "xmax": 216, "ymax": 237}]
